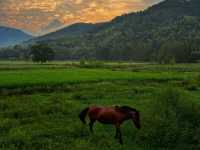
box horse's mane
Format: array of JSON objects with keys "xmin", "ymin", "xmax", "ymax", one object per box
[{"xmin": 116, "ymin": 106, "xmax": 139, "ymax": 114}]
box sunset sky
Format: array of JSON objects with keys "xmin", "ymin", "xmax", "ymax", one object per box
[{"xmin": 0, "ymin": 0, "xmax": 163, "ymax": 35}]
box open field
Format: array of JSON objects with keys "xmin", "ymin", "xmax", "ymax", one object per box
[{"xmin": 0, "ymin": 61, "xmax": 199, "ymax": 150}]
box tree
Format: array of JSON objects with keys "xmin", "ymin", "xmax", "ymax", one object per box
[
  {"xmin": 190, "ymin": 51, "xmax": 200, "ymax": 63},
  {"xmin": 30, "ymin": 44, "xmax": 55, "ymax": 63}
]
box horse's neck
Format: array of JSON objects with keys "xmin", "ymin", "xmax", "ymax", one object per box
[
  {"xmin": 119, "ymin": 111, "xmax": 131, "ymax": 122},
  {"xmin": 125, "ymin": 113, "xmax": 132, "ymax": 120},
  {"xmin": 114, "ymin": 107, "xmax": 132, "ymax": 120}
]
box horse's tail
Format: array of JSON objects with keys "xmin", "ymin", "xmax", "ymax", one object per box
[{"xmin": 79, "ymin": 107, "xmax": 89, "ymax": 124}]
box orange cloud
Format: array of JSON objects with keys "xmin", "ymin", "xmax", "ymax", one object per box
[{"xmin": 0, "ymin": 0, "xmax": 162, "ymax": 35}]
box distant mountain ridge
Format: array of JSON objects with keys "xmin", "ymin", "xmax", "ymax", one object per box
[
  {"xmin": 33, "ymin": 23, "xmax": 105, "ymax": 42},
  {"xmin": 0, "ymin": 26, "xmax": 33, "ymax": 47}
]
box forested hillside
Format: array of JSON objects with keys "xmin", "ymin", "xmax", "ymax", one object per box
[{"xmin": 1, "ymin": 0, "xmax": 200, "ymax": 62}]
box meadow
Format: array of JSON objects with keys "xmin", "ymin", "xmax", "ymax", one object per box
[{"xmin": 0, "ymin": 61, "xmax": 199, "ymax": 150}]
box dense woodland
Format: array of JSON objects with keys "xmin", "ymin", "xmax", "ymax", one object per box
[{"xmin": 1, "ymin": 0, "xmax": 200, "ymax": 63}]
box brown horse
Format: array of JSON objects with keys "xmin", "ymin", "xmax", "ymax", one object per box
[{"xmin": 79, "ymin": 105, "xmax": 141, "ymax": 144}]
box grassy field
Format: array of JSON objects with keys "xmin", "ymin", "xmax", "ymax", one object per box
[{"xmin": 0, "ymin": 61, "xmax": 199, "ymax": 150}]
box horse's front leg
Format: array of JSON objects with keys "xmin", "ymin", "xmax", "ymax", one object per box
[
  {"xmin": 115, "ymin": 124, "xmax": 123, "ymax": 144},
  {"xmin": 118, "ymin": 127, "xmax": 123, "ymax": 144},
  {"xmin": 89, "ymin": 119, "xmax": 95, "ymax": 133},
  {"xmin": 115, "ymin": 127, "xmax": 119, "ymax": 139}
]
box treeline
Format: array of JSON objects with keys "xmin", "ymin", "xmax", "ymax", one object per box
[{"xmin": 0, "ymin": 44, "xmax": 54, "ymax": 63}]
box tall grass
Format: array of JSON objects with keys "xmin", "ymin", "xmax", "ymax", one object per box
[{"xmin": 138, "ymin": 87, "xmax": 200, "ymax": 149}]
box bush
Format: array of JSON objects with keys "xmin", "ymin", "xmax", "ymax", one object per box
[
  {"xmin": 79, "ymin": 59, "xmax": 86, "ymax": 67},
  {"xmin": 79, "ymin": 59, "xmax": 105, "ymax": 68},
  {"xmin": 88, "ymin": 60, "xmax": 105, "ymax": 68},
  {"xmin": 182, "ymin": 74, "xmax": 200, "ymax": 91},
  {"xmin": 196, "ymin": 74, "xmax": 200, "ymax": 85}
]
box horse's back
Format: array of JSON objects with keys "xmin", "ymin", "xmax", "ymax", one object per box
[
  {"xmin": 90, "ymin": 106, "xmax": 124, "ymax": 124},
  {"xmin": 98, "ymin": 108, "xmax": 119, "ymax": 124}
]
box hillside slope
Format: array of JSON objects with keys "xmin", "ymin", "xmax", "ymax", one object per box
[
  {"xmin": 0, "ymin": 26, "xmax": 33, "ymax": 47},
  {"xmin": 31, "ymin": 23, "xmax": 104, "ymax": 42}
]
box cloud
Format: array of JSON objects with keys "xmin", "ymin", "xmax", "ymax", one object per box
[
  {"xmin": 40, "ymin": 19, "xmax": 64, "ymax": 34},
  {"xmin": 0, "ymin": 0, "xmax": 163, "ymax": 34}
]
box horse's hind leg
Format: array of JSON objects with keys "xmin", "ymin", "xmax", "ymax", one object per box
[
  {"xmin": 89, "ymin": 119, "xmax": 95, "ymax": 133},
  {"xmin": 115, "ymin": 127, "xmax": 119, "ymax": 139}
]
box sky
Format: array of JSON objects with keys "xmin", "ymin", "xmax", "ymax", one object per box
[{"xmin": 0, "ymin": 0, "xmax": 163, "ymax": 35}]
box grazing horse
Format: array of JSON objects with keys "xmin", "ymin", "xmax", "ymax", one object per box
[{"xmin": 79, "ymin": 105, "xmax": 141, "ymax": 144}]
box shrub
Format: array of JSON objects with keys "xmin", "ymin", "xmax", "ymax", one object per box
[
  {"xmin": 182, "ymin": 75, "xmax": 200, "ymax": 91},
  {"xmin": 79, "ymin": 59, "xmax": 86, "ymax": 67},
  {"xmin": 80, "ymin": 60, "xmax": 105, "ymax": 68},
  {"xmin": 196, "ymin": 74, "xmax": 200, "ymax": 85}
]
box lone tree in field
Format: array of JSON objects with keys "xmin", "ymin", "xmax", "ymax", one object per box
[{"xmin": 30, "ymin": 44, "xmax": 55, "ymax": 63}]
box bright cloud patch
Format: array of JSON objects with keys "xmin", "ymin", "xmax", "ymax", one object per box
[{"xmin": 0, "ymin": 0, "xmax": 163, "ymax": 35}]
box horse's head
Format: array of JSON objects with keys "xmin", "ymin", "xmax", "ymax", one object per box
[
  {"xmin": 130, "ymin": 110, "xmax": 141, "ymax": 129},
  {"xmin": 119, "ymin": 106, "xmax": 141, "ymax": 129}
]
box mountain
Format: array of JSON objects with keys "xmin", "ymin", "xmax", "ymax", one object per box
[
  {"xmin": 0, "ymin": 26, "xmax": 33, "ymax": 47},
  {"xmin": 2, "ymin": 0, "xmax": 200, "ymax": 62},
  {"xmin": 33, "ymin": 23, "xmax": 104, "ymax": 42}
]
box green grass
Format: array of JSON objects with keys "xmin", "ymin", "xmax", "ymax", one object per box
[
  {"xmin": 0, "ymin": 68, "xmax": 195, "ymax": 88},
  {"xmin": 0, "ymin": 62, "xmax": 199, "ymax": 150}
]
